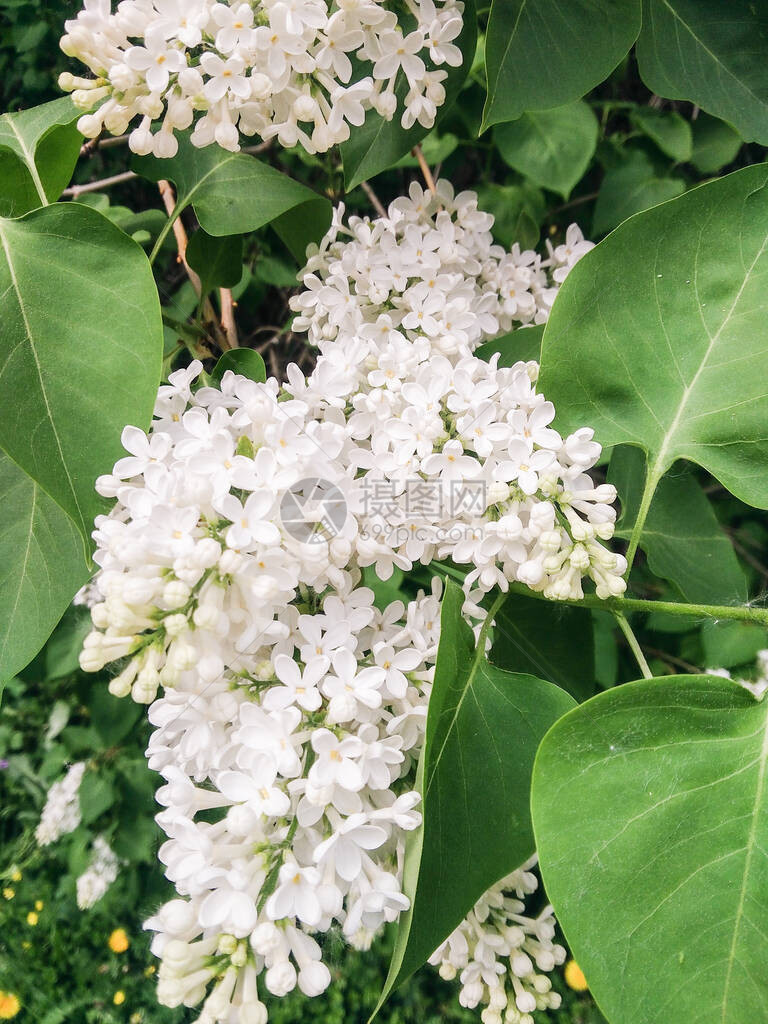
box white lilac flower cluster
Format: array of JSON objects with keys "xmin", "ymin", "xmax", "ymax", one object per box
[
  {"xmin": 59, "ymin": 0, "xmax": 463, "ymax": 156},
  {"xmin": 289, "ymin": 181, "xmax": 625, "ymax": 605},
  {"xmin": 35, "ymin": 761, "xmax": 86, "ymax": 847},
  {"xmin": 430, "ymin": 857, "xmax": 566, "ymax": 1023},
  {"xmin": 76, "ymin": 836, "xmax": 121, "ymax": 909},
  {"xmin": 79, "ymin": 184, "xmax": 616, "ymax": 1023}
]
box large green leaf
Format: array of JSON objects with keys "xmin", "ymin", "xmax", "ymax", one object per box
[
  {"xmin": 490, "ymin": 592, "xmax": 595, "ymax": 702},
  {"xmin": 592, "ymin": 148, "xmax": 685, "ymax": 235},
  {"xmin": 0, "ymin": 451, "xmax": 88, "ymax": 687},
  {"xmin": 532, "ymin": 674, "xmax": 768, "ymax": 1024},
  {"xmin": 134, "ymin": 134, "xmax": 331, "ymax": 248},
  {"xmin": 637, "ymin": 0, "xmax": 768, "ymax": 145},
  {"xmin": 482, "ymin": 0, "xmax": 641, "ymax": 130},
  {"xmin": 0, "ymin": 98, "xmax": 81, "ymax": 216},
  {"xmin": 609, "ymin": 446, "xmax": 747, "ymax": 605},
  {"xmin": 495, "ymin": 101, "xmax": 598, "ymax": 199},
  {"xmin": 341, "ymin": 0, "xmax": 476, "ymax": 190},
  {"xmin": 377, "ymin": 580, "xmax": 575, "ymax": 1010},
  {"xmin": 0, "ymin": 203, "xmax": 163, "ymax": 539},
  {"xmin": 539, "ymin": 165, "xmax": 768, "ymax": 548}
]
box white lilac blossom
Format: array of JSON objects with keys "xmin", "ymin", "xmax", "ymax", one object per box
[
  {"xmin": 35, "ymin": 761, "xmax": 87, "ymax": 847},
  {"xmin": 79, "ymin": 187, "xmax": 617, "ymax": 1022},
  {"xmin": 59, "ymin": 0, "xmax": 464, "ymax": 156},
  {"xmin": 76, "ymin": 836, "xmax": 120, "ymax": 909},
  {"xmin": 289, "ymin": 180, "xmax": 625, "ymax": 605},
  {"xmin": 430, "ymin": 857, "xmax": 566, "ymax": 1024}
]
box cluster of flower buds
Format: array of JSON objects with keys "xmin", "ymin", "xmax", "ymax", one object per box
[
  {"xmin": 59, "ymin": 0, "xmax": 464, "ymax": 155},
  {"xmin": 76, "ymin": 836, "xmax": 120, "ymax": 909},
  {"xmin": 35, "ymin": 761, "xmax": 86, "ymax": 847},
  {"xmin": 430, "ymin": 858, "xmax": 566, "ymax": 1024},
  {"xmin": 78, "ymin": 183, "xmax": 617, "ymax": 1022}
]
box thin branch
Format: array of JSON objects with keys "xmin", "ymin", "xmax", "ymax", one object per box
[
  {"xmin": 157, "ymin": 179, "xmax": 202, "ymax": 294},
  {"xmin": 641, "ymin": 646, "xmax": 702, "ymax": 675},
  {"xmin": 360, "ymin": 179, "xmax": 387, "ymax": 218},
  {"xmin": 241, "ymin": 140, "xmax": 273, "ymax": 155},
  {"xmin": 412, "ymin": 143, "xmax": 437, "ymax": 194},
  {"xmin": 79, "ymin": 133, "xmax": 130, "ymax": 157},
  {"xmin": 219, "ymin": 289, "xmax": 239, "ymax": 350},
  {"xmin": 548, "ymin": 191, "xmax": 599, "ymax": 216},
  {"xmin": 62, "ymin": 170, "xmax": 137, "ymax": 198},
  {"xmin": 156, "ymin": 179, "xmax": 230, "ymax": 353}
]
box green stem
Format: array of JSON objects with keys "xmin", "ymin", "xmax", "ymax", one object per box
[
  {"xmin": 624, "ymin": 461, "xmax": 663, "ymax": 573},
  {"xmin": 149, "ymin": 211, "xmax": 178, "ymax": 266},
  {"xmin": 504, "ymin": 581, "xmax": 768, "ymax": 627},
  {"xmin": 613, "ymin": 611, "xmax": 652, "ymax": 679}
]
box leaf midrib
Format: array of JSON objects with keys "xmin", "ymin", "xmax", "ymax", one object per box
[
  {"xmin": 1, "ymin": 115, "xmax": 47, "ymax": 206},
  {"xmin": 638, "ymin": 216, "xmax": 768, "ymax": 543},
  {"xmin": 657, "ymin": 0, "xmax": 765, "ymax": 109}
]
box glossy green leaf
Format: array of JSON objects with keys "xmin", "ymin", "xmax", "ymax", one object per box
[
  {"xmin": 593, "ymin": 148, "xmax": 685, "ymax": 234},
  {"xmin": 0, "ymin": 203, "xmax": 163, "ymax": 539},
  {"xmin": 532, "ymin": 674, "xmax": 768, "ymax": 1024},
  {"xmin": 690, "ymin": 113, "xmax": 742, "ymax": 173},
  {"xmin": 0, "ymin": 451, "xmax": 88, "ymax": 687},
  {"xmin": 630, "ymin": 107, "xmax": 693, "ymax": 162},
  {"xmin": 540, "ymin": 165, "xmax": 768, "ymax": 523},
  {"xmin": 637, "ymin": 0, "xmax": 768, "ymax": 145},
  {"xmin": 341, "ymin": 0, "xmax": 476, "ymax": 190},
  {"xmin": 0, "ymin": 98, "xmax": 81, "ymax": 216},
  {"xmin": 186, "ymin": 229, "xmax": 243, "ymax": 294},
  {"xmin": 475, "ymin": 324, "xmax": 544, "ymax": 365},
  {"xmin": 134, "ymin": 134, "xmax": 331, "ymax": 241},
  {"xmin": 211, "ymin": 348, "xmax": 266, "ymax": 384},
  {"xmin": 490, "ymin": 592, "xmax": 595, "ymax": 702},
  {"xmin": 609, "ymin": 446, "xmax": 747, "ymax": 605},
  {"xmin": 495, "ymin": 101, "xmax": 598, "ymax": 198},
  {"xmin": 482, "ymin": 0, "xmax": 641, "ymax": 130},
  {"xmin": 476, "ymin": 182, "xmax": 544, "ymax": 249},
  {"xmin": 377, "ymin": 580, "xmax": 575, "ymax": 1010}
]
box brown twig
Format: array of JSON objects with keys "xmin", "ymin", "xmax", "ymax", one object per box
[
  {"xmin": 412, "ymin": 143, "xmax": 437, "ymax": 194},
  {"xmin": 219, "ymin": 289, "xmax": 239, "ymax": 349},
  {"xmin": 156, "ymin": 180, "xmax": 232, "ymax": 351},
  {"xmin": 360, "ymin": 180, "xmax": 387, "ymax": 218},
  {"xmin": 62, "ymin": 170, "xmax": 138, "ymax": 198},
  {"xmin": 79, "ymin": 133, "xmax": 130, "ymax": 157},
  {"xmin": 157, "ymin": 179, "xmax": 202, "ymax": 294},
  {"xmin": 641, "ymin": 646, "xmax": 703, "ymax": 674}
]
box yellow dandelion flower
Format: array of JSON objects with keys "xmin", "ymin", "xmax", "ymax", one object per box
[
  {"xmin": 21, "ymin": 942, "xmax": 31, "ymax": 951},
  {"xmin": 113, "ymin": 991, "xmax": 126, "ymax": 1006},
  {"xmin": 2, "ymin": 888, "xmax": 14, "ymax": 901},
  {"xmin": 564, "ymin": 959, "xmax": 589, "ymax": 992},
  {"xmin": 26, "ymin": 911, "xmax": 38, "ymax": 926},
  {"xmin": 143, "ymin": 965, "xmax": 156, "ymax": 977},
  {"xmin": 109, "ymin": 928, "xmax": 130, "ymax": 953},
  {"xmin": 0, "ymin": 991, "xmax": 21, "ymax": 1019},
  {"xmin": 10, "ymin": 869, "xmax": 21, "ymax": 883},
  {"xmin": 34, "ymin": 900, "xmax": 44, "ymax": 911}
]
